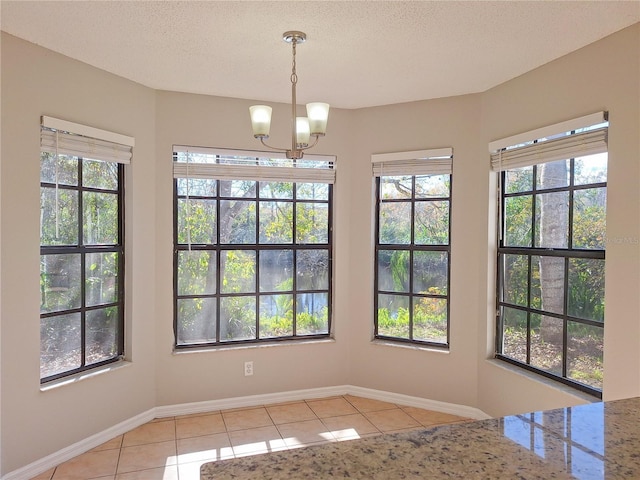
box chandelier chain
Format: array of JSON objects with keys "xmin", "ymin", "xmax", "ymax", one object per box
[{"xmin": 291, "ymin": 40, "xmax": 298, "ymax": 85}]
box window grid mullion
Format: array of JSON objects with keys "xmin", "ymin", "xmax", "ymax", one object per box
[
  {"xmin": 409, "ymin": 176, "xmax": 416, "ymax": 340},
  {"xmin": 215, "ymin": 186, "xmax": 222, "ymax": 343},
  {"xmin": 255, "ymin": 192, "xmax": 261, "ymax": 340}
]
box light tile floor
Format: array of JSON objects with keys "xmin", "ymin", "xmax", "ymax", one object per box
[{"xmin": 30, "ymin": 395, "xmax": 473, "ymax": 480}]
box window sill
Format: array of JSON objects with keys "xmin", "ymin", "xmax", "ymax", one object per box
[
  {"xmin": 486, "ymin": 358, "xmax": 600, "ymax": 403},
  {"xmin": 371, "ymin": 339, "xmax": 450, "ymax": 354},
  {"xmin": 173, "ymin": 337, "xmax": 336, "ymax": 355},
  {"xmin": 40, "ymin": 359, "xmax": 131, "ymax": 392}
]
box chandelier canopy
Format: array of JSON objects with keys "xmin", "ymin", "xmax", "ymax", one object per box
[{"xmin": 249, "ymin": 31, "xmax": 330, "ymax": 160}]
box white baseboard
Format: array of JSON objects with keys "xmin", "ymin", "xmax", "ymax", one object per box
[
  {"xmin": 3, "ymin": 385, "xmax": 490, "ymax": 480},
  {"xmin": 1, "ymin": 409, "xmax": 155, "ymax": 480},
  {"xmin": 345, "ymin": 385, "xmax": 491, "ymax": 420},
  {"xmin": 154, "ymin": 385, "xmax": 348, "ymax": 418}
]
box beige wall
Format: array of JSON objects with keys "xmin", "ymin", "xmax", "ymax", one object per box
[
  {"xmin": 1, "ymin": 33, "xmax": 158, "ymax": 472},
  {"xmin": 478, "ymin": 23, "xmax": 640, "ymax": 416},
  {"xmin": 153, "ymin": 91, "xmax": 353, "ymax": 406},
  {"xmin": 1, "ymin": 23, "xmax": 639, "ymax": 475},
  {"xmin": 346, "ymin": 94, "xmax": 484, "ymax": 407}
]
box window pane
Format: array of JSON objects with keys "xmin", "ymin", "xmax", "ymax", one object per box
[
  {"xmin": 40, "ymin": 312, "xmax": 81, "ymax": 379},
  {"xmin": 574, "ymin": 153, "xmax": 607, "ymax": 186},
  {"xmin": 297, "ymin": 249, "xmax": 329, "ymax": 291},
  {"xmin": 259, "ymin": 201, "xmax": 293, "ymax": 244},
  {"xmin": 220, "ymin": 200, "xmax": 256, "ymax": 244},
  {"xmin": 41, "ymin": 153, "xmax": 78, "ymax": 186},
  {"xmin": 503, "ymin": 254, "xmax": 528, "ymax": 307},
  {"xmin": 530, "ymin": 314, "xmax": 562, "ymax": 376},
  {"xmin": 219, "ymin": 180, "xmax": 256, "ymax": 198},
  {"xmin": 296, "ymin": 293, "xmax": 329, "ymax": 335},
  {"xmin": 573, "ymin": 187, "xmax": 606, "ymax": 249},
  {"xmin": 415, "ymin": 201, "xmax": 449, "ymax": 245},
  {"xmin": 413, "ymin": 297, "xmax": 447, "ymax": 343},
  {"xmin": 177, "ymin": 178, "xmax": 217, "ymax": 197},
  {"xmin": 177, "ymin": 298, "xmax": 217, "ymax": 345},
  {"xmin": 83, "ymin": 159, "xmax": 118, "ymax": 190},
  {"xmin": 40, "ymin": 187, "xmax": 79, "ymax": 246},
  {"xmin": 379, "ymin": 202, "xmax": 411, "ymax": 244},
  {"xmin": 505, "ymin": 166, "xmax": 532, "ymax": 194},
  {"xmin": 260, "ymin": 294, "xmax": 293, "ymax": 338},
  {"xmin": 260, "ymin": 181, "xmax": 293, "ymax": 199},
  {"xmin": 86, "ymin": 252, "xmax": 119, "ymax": 306},
  {"xmin": 177, "ymin": 199, "xmax": 217, "ymax": 245},
  {"xmin": 568, "ymin": 321, "xmax": 603, "ymax": 390},
  {"xmin": 296, "ymin": 203, "xmax": 328, "ymax": 243},
  {"xmin": 220, "ymin": 296, "xmax": 256, "ymax": 341},
  {"xmin": 535, "ymin": 191, "xmax": 569, "ymax": 248},
  {"xmin": 178, "ymin": 250, "xmax": 216, "ymax": 296},
  {"xmin": 86, "ymin": 307, "xmax": 119, "ymax": 365},
  {"xmin": 221, "ymin": 250, "xmax": 256, "ymax": 293},
  {"xmin": 259, "ymin": 250, "xmax": 293, "ymax": 292},
  {"xmin": 415, "ymin": 175, "xmax": 449, "ymax": 198},
  {"xmin": 413, "ymin": 251, "xmax": 447, "ymax": 295},
  {"xmin": 377, "ymin": 250, "xmax": 409, "ymax": 293},
  {"xmin": 377, "ymin": 294, "xmax": 409, "ymax": 339},
  {"xmin": 504, "ymin": 195, "xmax": 532, "ymax": 247},
  {"xmin": 40, "ymin": 254, "xmax": 82, "ymax": 314},
  {"xmin": 296, "ymin": 183, "xmax": 328, "ymax": 201},
  {"xmin": 380, "ymin": 176, "xmax": 412, "ymax": 200},
  {"xmin": 531, "ymin": 256, "xmax": 565, "ymax": 314},
  {"xmin": 536, "ymin": 160, "xmax": 569, "ymax": 189},
  {"xmin": 501, "ymin": 307, "xmax": 527, "ymax": 363},
  {"xmin": 83, "ymin": 191, "xmax": 118, "ymax": 245},
  {"xmin": 568, "ymin": 258, "xmax": 605, "ymax": 322}
]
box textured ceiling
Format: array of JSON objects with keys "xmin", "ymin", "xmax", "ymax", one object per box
[{"xmin": 2, "ymin": 1, "xmax": 639, "ymax": 109}]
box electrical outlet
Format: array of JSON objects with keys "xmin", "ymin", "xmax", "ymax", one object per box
[{"xmin": 244, "ymin": 361, "xmax": 254, "ymax": 376}]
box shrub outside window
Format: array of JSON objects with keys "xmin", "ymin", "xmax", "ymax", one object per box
[{"xmin": 173, "ymin": 147, "xmax": 335, "ymax": 347}]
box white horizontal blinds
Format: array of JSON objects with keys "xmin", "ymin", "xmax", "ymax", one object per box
[
  {"xmin": 173, "ymin": 146, "xmax": 336, "ymax": 183},
  {"xmin": 40, "ymin": 116, "xmax": 134, "ymax": 164},
  {"xmin": 371, "ymin": 148, "xmax": 453, "ymax": 177},
  {"xmin": 489, "ymin": 112, "xmax": 608, "ymax": 172}
]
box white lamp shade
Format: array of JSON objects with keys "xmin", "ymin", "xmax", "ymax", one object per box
[
  {"xmin": 296, "ymin": 117, "xmax": 311, "ymax": 147},
  {"xmin": 306, "ymin": 102, "xmax": 330, "ymax": 135},
  {"xmin": 249, "ymin": 105, "xmax": 272, "ymax": 138}
]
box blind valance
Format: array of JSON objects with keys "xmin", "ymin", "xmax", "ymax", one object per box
[
  {"xmin": 490, "ymin": 127, "xmax": 608, "ymax": 172},
  {"xmin": 371, "ymin": 148, "xmax": 453, "ymax": 177},
  {"xmin": 489, "ymin": 112, "xmax": 608, "ymax": 172},
  {"xmin": 40, "ymin": 116, "xmax": 134, "ymax": 164},
  {"xmin": 173, "ymin": 146, "xmax": 336, "ymax": 184}
]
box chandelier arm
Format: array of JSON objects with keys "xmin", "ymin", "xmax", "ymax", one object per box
[
  {"xmin": 259, "ymin": 137, "xmax": 289, "ymax": 153},
  {"xmin": 298, "ymin": 135, "xmax": 320, "ymax": 152}
]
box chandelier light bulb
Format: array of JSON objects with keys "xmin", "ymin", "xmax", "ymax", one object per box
[
  {"xmin": 296, "ymin": 117, "xmax": 311, "ymax": 147},
  {"xmin": 249, "ymin": 105, "xmax": 272, "ymax": 138},
  {"xmin": 307, "ymin": 103, "xmax": 330, "ymax": 136}
]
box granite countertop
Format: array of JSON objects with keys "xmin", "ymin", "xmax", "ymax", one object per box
[{"xmin": 201, "ymin": 397, "xmax": 640, "ymax": 479}]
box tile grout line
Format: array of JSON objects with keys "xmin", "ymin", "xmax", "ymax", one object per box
[
  {"xmin": 173, "ymin": 417, "xmax": 180, "ymax": 480},
  {"xmin": 33, "ymin": 396, "xmax": 473, "ymax": 479}
]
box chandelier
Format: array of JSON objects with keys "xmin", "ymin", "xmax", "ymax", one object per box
[{"xmin": 249, "ymin": 31, "xmax": 330, "ymax": 160}]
